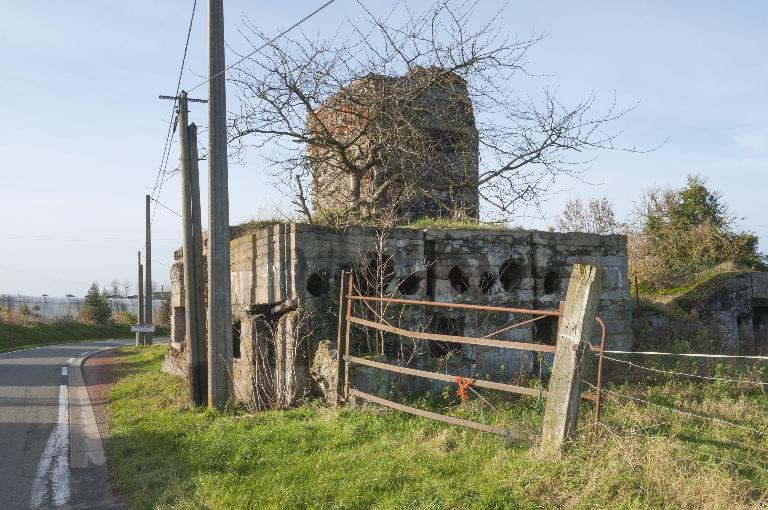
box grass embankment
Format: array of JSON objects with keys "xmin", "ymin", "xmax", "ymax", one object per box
[
  {"xmin": 107, "ymin": 346, "xmax": 768, "ymax": 510},
  {"xmin": 0, "ymin": 322, "xmax": 145, "ymax": 353}
]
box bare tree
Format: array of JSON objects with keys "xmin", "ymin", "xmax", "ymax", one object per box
[
  {"xmin": 122, "ymin": 279, "xmax": 132, "ymax": 297},
  {"xmin": 228, "ymin": 0, "xmax": 639, "ymax": 224},
  {"xmin": 108, "ymin": 279, "xmax": 121, "ymax": 297},
  {"xmin": 556, "ymin": 197, "xmax": 621, "ymax": 234}
]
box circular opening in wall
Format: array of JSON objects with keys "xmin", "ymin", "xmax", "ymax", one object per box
[
  {"xmin": 544, "ymin": 271, "xmax": 559, "ymax": 294},
  {"xmin": 397, "ymin": 275, "xmax": 421, "ymax": 295},
  {"xmin": 499, "ymin": 259, "xmax": 524, "ymax": 292},
  {"xmin": 448, "ymin": 266, "xmax": 469, "ymax": 294},
  {"xmin": 479, "ymin": 272, "xmax": 496, "ymax": 294},
  {"xmin": 306, "ymin": 273, "xmax": 330, "ymax": 297}
]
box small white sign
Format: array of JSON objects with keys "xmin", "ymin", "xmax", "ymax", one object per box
[{"xmin": 131, "ymin": 324, "xmax": 156, "ymax": 333}]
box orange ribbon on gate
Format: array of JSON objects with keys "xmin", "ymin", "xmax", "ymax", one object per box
[{"xmin": 455, "ymin": 376, "xmax": 475, "ymax": 403}]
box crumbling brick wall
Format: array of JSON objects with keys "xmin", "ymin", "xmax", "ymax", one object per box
[{"xmin": 309, "ymin": 67, "xmax": 480, "ymax": 221}]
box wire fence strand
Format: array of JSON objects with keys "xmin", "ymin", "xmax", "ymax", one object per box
[
  {"xmin": 599, "ymin": 353, "xmax": 768, "ymax": 387},
  {"xmin": 585, "ymin": 381, "xmax": 768, "ymax": 437},
  {"xmin": 601, "ymin": 350, "xmax": 768, "ymax": 361}
]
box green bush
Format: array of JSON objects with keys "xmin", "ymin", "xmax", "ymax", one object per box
[
  {"xmin": 80, "ymin": 283, "xmax": 114, "ymax": 326},
  {"xmin": 114, "ymin": 311, "xmax": 137, "ymax": 327},
  {"xmin": 156, "ymin": 298, "xmax": 171, "ymax": 328},
  {"xmin": 630, "ymin": 175, "xmax": 765, "ymax": 291}
]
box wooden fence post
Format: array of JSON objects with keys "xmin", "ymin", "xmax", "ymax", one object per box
[
  {"xmin": 335, "ymin": 270, "xmax": 350, "ymax": 404},
  {"xmin": 541, "ymin": 263, "xmax": 603, "ymax": 457}
]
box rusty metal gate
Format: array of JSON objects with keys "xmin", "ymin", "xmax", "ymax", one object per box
[{"xmin": 335, "ymin": 271, "xmax": 608, "ymax": 436}]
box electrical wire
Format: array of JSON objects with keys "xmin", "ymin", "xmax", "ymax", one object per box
[
  {"xmin": 187, "ymin": 0, "xmax": 337, "ymax": 93},
  {"xmin": 151, "ymin": 197, "xmax": 182, "ymax": 218},
  {"xmin": 149, "ymin": 0, "xmax": 199, "ymax": 230},
  {"xmin": 152, "ymin": 259, "xmax": 173, "ymax": 269}
]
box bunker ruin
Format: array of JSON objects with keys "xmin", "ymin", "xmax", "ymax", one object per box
[
  {"xmin": 165, "ymin": 224, "xmax": 632, "ymax": 407},
  {"xmin": 164, "ymin": 67, "xmax": 633, "ymax": 407}
]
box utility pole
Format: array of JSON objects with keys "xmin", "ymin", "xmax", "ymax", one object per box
[
  {"xmin": 178, "ymin": 91, "xmax": 208, "ymax": 406},
  {"xmin": 207, "ymin": 0, "xmax": 233, "ymax": 410},
  {"xmin": 144, "ymin": 194, "xmax": 154, "ymax": 345},
  {"xmin": 190, "ymin": 121, "xmax": 207, "ymax": 400},
  {"xmin": 137, "ymin": 251, "xmax": 144, "ymax": 346}
]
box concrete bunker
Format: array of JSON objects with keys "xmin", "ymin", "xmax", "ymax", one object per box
[{"xmin": 165, "ymin": 224, "xmax": 632, "ymax": 408}]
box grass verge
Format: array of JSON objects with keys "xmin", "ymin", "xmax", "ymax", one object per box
[
  {"xmin": 107, "ymin": 346, "xmax": 768, "ymax": 510},
  {"xmin": 0, "ymin": 322, "xmax": 167, "ymax": 353}
]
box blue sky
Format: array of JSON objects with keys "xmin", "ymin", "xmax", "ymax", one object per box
[{"xmin": 1, "ymin": 1, "xmax": 766, "ymax": 296}]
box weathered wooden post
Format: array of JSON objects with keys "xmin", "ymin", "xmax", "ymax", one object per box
[
  {"xmin": 540, "ymin": 263, "xmax": 603, "ymax": 457},
  {"xmin": 335, "ymin": 270, "xmax": 351, "ymax": 404}
]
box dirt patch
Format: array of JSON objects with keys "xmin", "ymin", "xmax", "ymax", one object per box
[{"xmin": 83, "ymin": 348, "xmax": 121, "ymax": 439}]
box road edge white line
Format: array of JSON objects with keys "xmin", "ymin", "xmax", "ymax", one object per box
[{"xmin": 29, "ymin": 384, "xmax": 70, "ymax": 508}]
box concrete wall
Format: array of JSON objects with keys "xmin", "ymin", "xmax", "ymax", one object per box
[
  {"xmin": 691, "ymin": 272, "xmax": 768, "ymax": 353},
  {"xmin": 169, "ymin": 222, "xmax": 632, "ymax": 406}
]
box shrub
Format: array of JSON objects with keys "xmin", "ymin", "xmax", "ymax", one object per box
[
  {"xmin": 114, "ymin": 311, "xmax": 137, "ymax": 327},
  {"xmin": 629, "ymin": 175, "xmax": 765, "ymax": 291},
  {"xmin": 156, "ymin": 298, "xmax": 171, "ymax": 328},
  {"xmin": 80, "ymin": 283, "xmax": 114, "ymax": 326}
]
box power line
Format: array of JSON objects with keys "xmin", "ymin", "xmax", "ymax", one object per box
[
  {"xmin": 149, "ymin": 0, "xmax": 199, "ymax": 229},
  {"xmin": 151, "ymin": 197, "xmax": 182, "ymax": 218},
  {"xmin": 152, "ymin": 259, "xmax": 173, "ymax": 269},
  {"xmin": 175, "ymin": 0, "xmax": 198, "ymax": 99},
  {"xmin": 7, "ymin": 235, "xmax": 180, "ymax": 243},
  {"xmin": 187, "ymin": 0, "xmax": 337, "ymax": 93}
]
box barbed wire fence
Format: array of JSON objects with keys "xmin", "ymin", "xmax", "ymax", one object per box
[{"xmin": 581, "ymin": 347, "xmax": 768, "ymax": 475}]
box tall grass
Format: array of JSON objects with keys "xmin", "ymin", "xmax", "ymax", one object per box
[{"xmin": 107, "ymin": 346, "xmax": 768, "ymax": 509}]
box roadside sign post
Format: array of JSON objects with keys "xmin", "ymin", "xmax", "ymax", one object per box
[{"xmin": 131, "ymin": 324, "xmax": 156, "ymax": 334}]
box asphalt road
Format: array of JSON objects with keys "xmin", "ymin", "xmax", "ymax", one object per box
[{"xmin": 0, "ymin": 339, "xmax": 135, "ymax": 509}]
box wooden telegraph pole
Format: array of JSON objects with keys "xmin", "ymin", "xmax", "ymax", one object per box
[
  {"xmin": 207, "ymin": 0, "xmax": 233, "ymax": 410},
  {"xmin": 177, "ymin": 91, "xmax": 208, "ymax": 406},
  {"xmin": 137, "ymin": 251, "xmax": 144, "ymax": 346},
  {"xmin": 540, "ymin": 263, "xmax": 603, "ymax": 457},
  {"xmin": 144, "ymin": 195, "xmax": 154, "ymax": 345}
]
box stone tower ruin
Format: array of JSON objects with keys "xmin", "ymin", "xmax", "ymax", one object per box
[{"xmin": 309, "ymin": 67, "xmax": 480, "ymax": 222}]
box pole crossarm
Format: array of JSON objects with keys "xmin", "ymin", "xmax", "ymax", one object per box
[{"xmin": 159, "ymin": 94, "xmax": 209, "ymax": 103}]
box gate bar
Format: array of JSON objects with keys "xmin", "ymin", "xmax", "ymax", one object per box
[
  {"xmin": 346, "ymin": 355, "xmax": 548, "ymax": 398},
  {"xmin": 349, "ymin": 316, "xmax": 557, "ymax": 353},
  {"xmin": 350, "ymin": 389, "xmax": 507, "ymax": 436},
  {"xmin": 348, "ymin": 295, "xmax": 563, "ymax": 317}
]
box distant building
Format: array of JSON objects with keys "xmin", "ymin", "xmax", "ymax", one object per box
[{"xmin": 0, "ymin": 294, "xmax": 162, "ymax": 320}]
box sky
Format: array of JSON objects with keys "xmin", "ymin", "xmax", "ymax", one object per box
[{"xmin": 0, "ymin": 1, "xmax": 766, "ymax": 296}]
